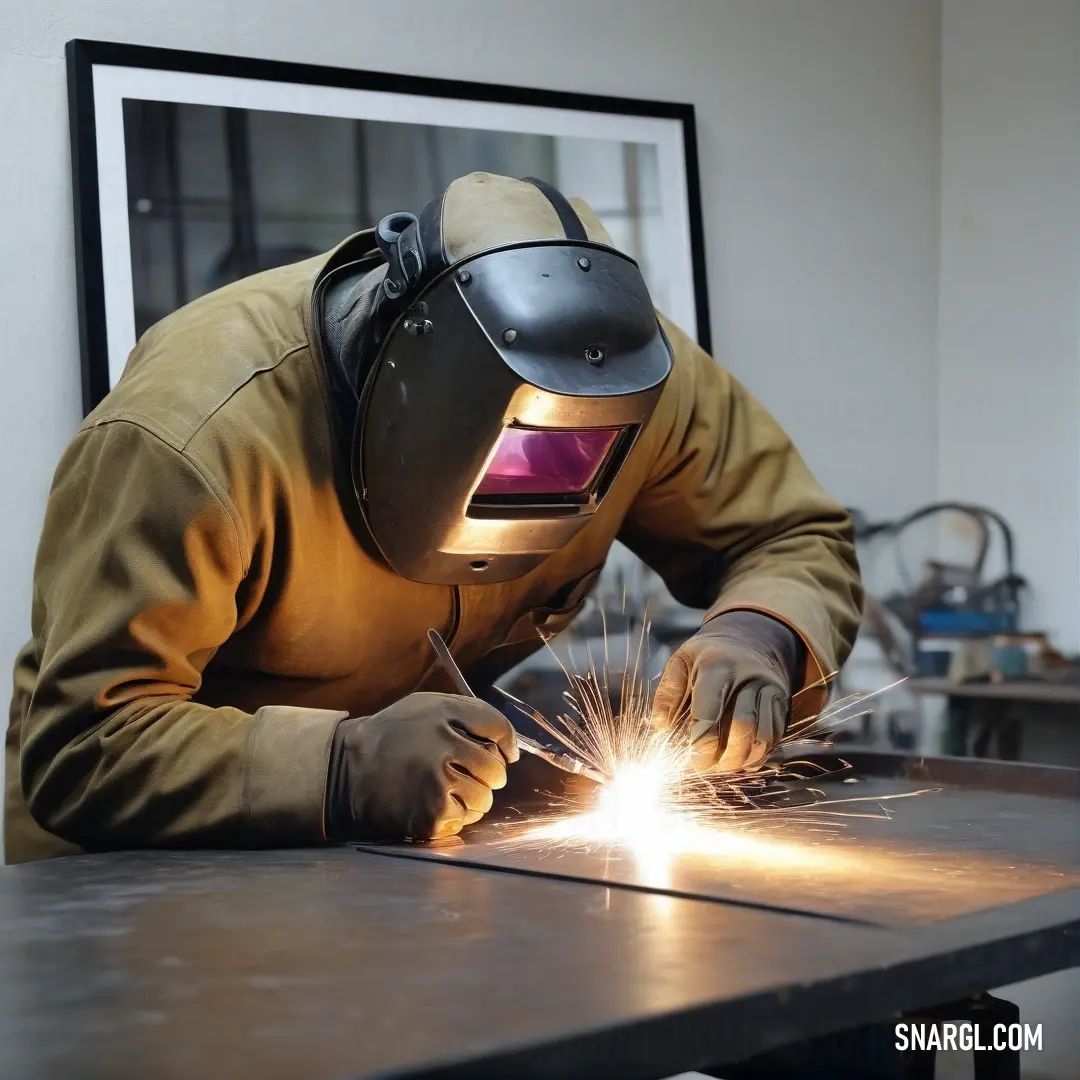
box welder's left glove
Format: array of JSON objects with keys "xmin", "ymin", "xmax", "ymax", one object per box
[{"xmin": 652, "ymin": 610, "xmax": 805, "ymax": 773}]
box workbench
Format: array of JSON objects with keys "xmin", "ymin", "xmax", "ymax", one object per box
[
  {"xmin": 909, "ymin": 678, "xmax": 1080, "ymax": 706},
  {"xmin": 909, "ymin": 678, "xmax": 1080, "ymax": 766},
  {"xmin": 1, "ymin": 752, "xmax": 1078, "ymax": 1080}
]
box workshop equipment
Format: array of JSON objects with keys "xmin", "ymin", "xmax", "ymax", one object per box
[
  {"xmin": 852, "ymin": 502, "xmax": 1024, "ymax": 640},
  {"xmin": 850, "ymin": 502, "xmax": 1029, "ymax": 681},
  {"xmin": 427, "ymin": 629, "xmax": 607, "ymax": 783}
]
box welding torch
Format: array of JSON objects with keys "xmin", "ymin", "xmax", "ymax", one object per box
[{"xmin": 426, "ymin": 629, "xmax": 607, "ymax": 784}]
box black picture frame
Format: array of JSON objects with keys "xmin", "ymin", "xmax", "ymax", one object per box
[{"xmin": 67, "ymin": 39, "xmax": 711, "ymax": 416}]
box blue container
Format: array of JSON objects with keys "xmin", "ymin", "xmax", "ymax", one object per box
[
  {"xmin": 915, "ymin": 647, "xmax": 954, "ymax": 678},
  {"xmin": 988, "ymin": 640, "xmax": 1029, "ymax": 680},
  {"xmin": 918, "ymin": 609, "xmax": 1019, "ymax": 636}
]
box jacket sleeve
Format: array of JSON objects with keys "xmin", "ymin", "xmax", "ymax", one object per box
[
  {"xmin": 619, "ymin": 317, "xmax": 864, "ymax": 720},
  {"xmin": 19, "ymin": 420, "xmax": 345, "ymax": 850}
]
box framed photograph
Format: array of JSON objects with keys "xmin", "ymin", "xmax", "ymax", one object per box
[{"xmin": 67, "ymin": 39, "xmax": 710, "ymax": 414}]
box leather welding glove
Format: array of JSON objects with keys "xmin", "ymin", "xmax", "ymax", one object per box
[
  {"xmin": 652, "ymin": 610, "xmax": 804, "ymax": 774},
  {"xmin": 325, "ymin": 692, "xmax": 519, "ymax": 842}
]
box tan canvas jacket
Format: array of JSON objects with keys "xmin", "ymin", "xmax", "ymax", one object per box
[{"xmin": 5, "ymin": 232, "xmax": 862, "ymax": 863}]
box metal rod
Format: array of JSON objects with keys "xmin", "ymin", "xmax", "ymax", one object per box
[
  {"xmin": 426, "ymin": 629, "xmax": 606, "ymax": 784},
  {"xmin": 426, "ymin": 629, "xmax": 474, "ymax": 698}
]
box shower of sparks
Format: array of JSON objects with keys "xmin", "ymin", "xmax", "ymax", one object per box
[{"xmin": 494, "ymin": 603, "xmax": 934, "ymax": 873}]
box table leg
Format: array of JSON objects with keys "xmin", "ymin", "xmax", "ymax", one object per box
[
  {"xmin": 912, "ymin": 992, "xmax": 1021, "ymax": 1080},
  {"xmin": 944, "ymin": 696, "xmax": 971, "ymax": 757},
  {"xmin": 705, "ymin": 993, "xmax": 1021, "ymax": 1080}
]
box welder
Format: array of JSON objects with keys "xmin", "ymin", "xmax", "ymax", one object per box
[{"xmin": 5, "ymin": 172, "xmax": 862, "ymax": 863}]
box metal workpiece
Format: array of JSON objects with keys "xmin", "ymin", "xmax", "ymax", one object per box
[{"xmin": 363, "ymin": 751, "xmax": 1080, "ymax": 928}]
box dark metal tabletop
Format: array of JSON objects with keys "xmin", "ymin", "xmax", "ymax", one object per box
[{"xmin": 1, "ymin": 754, "xmax": 1078, "ymax": 1080}]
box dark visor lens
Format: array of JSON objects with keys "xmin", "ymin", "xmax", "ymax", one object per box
[{"xmin": 474, "ymin": 427, "xmax": 621, "ymax": 497}]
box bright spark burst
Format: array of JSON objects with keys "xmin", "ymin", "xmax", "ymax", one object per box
[{"xmin": 495, "ymin": 606, "xmax": 933, "ymax": 871}]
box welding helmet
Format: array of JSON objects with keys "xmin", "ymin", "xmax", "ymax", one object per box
[{"xmin": 353, "ymin": 172, "xmax": 673, "ymax": 585}]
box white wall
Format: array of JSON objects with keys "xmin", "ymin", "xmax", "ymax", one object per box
[
  {"xmin": 939, "ymin": 0, "xmax": 1080, "ymax": 653},
  {"xmin": 938, "ymin": 6, "xmax": 1080, "ymax": 1067}
]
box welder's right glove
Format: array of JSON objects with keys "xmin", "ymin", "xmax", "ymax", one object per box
[{"xmin": 324, "ymin": 692, "xmax": 519, "ymax": 842}]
